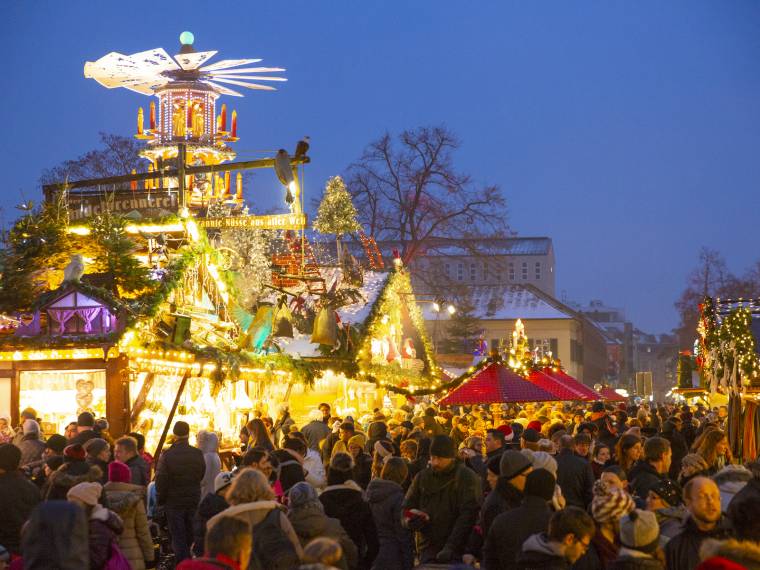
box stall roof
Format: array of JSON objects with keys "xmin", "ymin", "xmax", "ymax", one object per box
[
  {"xmin": 527, "ymin": 370, "xmax": 590, "ymax": 401},
  {"xmin": 542, "ymin": 368, "xmax": 603, "ymax": 401},
  {"xmin": 438, "ymin": 361, "xmax": 557, "ymax": 405},
  {"xmin": 598, "ymin": 386, "xmax": 626, "ymax": 402}
]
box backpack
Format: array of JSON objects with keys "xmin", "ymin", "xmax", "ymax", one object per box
[
  {"xmin": 104, "ymin": 542, "xmax": 131, "ymax": 570},
  {"xmin": 248, "ymin": 508, "xmax": 300, "ymax": 570}
]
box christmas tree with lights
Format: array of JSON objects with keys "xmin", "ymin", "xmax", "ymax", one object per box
[{"xmin": 313, "ymin": 176, "xmax": 361, "ymax": 259}]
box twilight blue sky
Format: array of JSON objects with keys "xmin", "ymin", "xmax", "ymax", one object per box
[{"xmin": 2, "ymin": 1, "xmax": 759, "ymax": 334}]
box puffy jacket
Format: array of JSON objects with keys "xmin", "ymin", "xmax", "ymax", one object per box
[
  {"xmin": 17, "ymin": 434, "xmax": 46, "ymax": 468},
  {"xmin": 287, "ymin": 505, "xmax": 358, "ymax": 570},
  {"xmin": 197, "ymin": 431, "xmax": 222, "ymax": 499},
  {"xmin": 87, "ymin": 505, "xmax": 124, "ymax": 570},
  {"xmin": 665, "ymin": 515, "xmax": 731, "ymax": 570},
  {"xmin": 320, "ymin": 480, "xmax": 379, "ymax": 570},
  {"xmin": 44, "ymin": 461, "xmax": 102, "ymax": 501},
  {"xmin": 515, "ymin": 533, "xmax": 570, "ymax": 570},
  {"xmin": 104, "ymin": 481, "xmax": 154, "ymax": 570},
  {"xmin": 193, "ymin": 492, "xmax": 229, "ymax": 557},
  {"xmin": 607, "ymin": 548, "xmax": 664, "ymax": 570},
  {"xmin": 555, "ymin": 448, "xmax": 594, "ymax": 509},
  {"xmin": 403, "ymin": 459, "xmax": 481, "ymax": 562},
  {"xmin": 366, "ymin": 478, "xmax": 414, "ymax": 570},
  {"xmin": 483, "ymin": 495, "xmax": 552, "ymax": 570},
  {"xmin": 155, "ymin": 438, "xmax": 206, "ymax": 510},
  {"xmin": 699, "ymin": 537, "xmax": 760, "ymax": 569},
  {"xmin": 0, "ymin": 470, "xmax": 40, "ymax": 553}
]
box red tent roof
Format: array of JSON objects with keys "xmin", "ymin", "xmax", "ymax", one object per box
[
  {"xmin": 527, "ymin": 370, "xmax": 588, "ymax": 400},
  {"xmin": 598, "ymin": 386, "xmax": 626, "ymax": 402},
  {"xmin": 542, "ymin": 368, "xmax": 603, "ymax": 401},
  {"xmin": 438, "ymin": 362, "xmax": 557, "ymax": 405}
]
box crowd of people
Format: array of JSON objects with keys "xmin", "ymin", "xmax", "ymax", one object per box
[{"xmin": 2, "ymin": 399, "xmax": 760, "ymax": 569}]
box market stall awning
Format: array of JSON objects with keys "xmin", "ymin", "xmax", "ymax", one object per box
[
  {"xmin": 438, "ymin": 362, "xmax": 557, "ymax": 406},
  {"xmin": 527, "ymin": 370, "xmax": 590, "ymax": 401},
  {"xmin": 598, "ymin": 386, "xmax": 626, "ymax": 402},
  {"xmin": 542, "ymin": 368, "xmax": 603, "ymax": 401}
]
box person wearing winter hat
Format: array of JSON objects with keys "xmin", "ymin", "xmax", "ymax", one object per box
[
  {"xmin": 192, "ymin": 472, "xmax": 233, "ymax": 557},
  {"xmin": 646, "ymin": 478, "xmax": 686, "ymax": 544},
  {"xmin": 286, "ymin": 481, "xmax": 358, "ymax": 570},
  {"xmin": 68, "ymin": 411, "xmax": 98, "ymax": 447},
  {"xmin": 526, "ymin": 450, "xmax": 567, "ymax": 511},
  {"xmin": 45, "ymin": 443, "xmax": 103, "ymax": 501},
  {"xmin": 521, "ymin": 428, "xmax": 541, "ymax": 451},
  {"xmin": 84, "ymin": 438, "xmax": 111, "ymax": 485},
  {"xmin": 479, "ymin": 450, "xmax": 533, "ymax": 541},
  {"xmin": 608, "ymin": 509, "xmax": 664, "ymax": 569},
  {"xmin": 679, "ymin": 453, "xmax": 711, "ymax": 486},
  {"xmin": 346, "ymin": 433, "xmax": 372, "ymax": 489},
  {"xmin": 44, "ymin": 433, "xmax": 68, "ymax": 456},
  {"xmin": 484, "ymin": 468, "xmax": 556, "ymax": 570},
  {"xmin": 104, "ymin": 461, "xmax": 154, "ymax": 570},
  {"xmin": 17, "ymin": 419, "xmax": 46, "ymax": 469},
  {"xmin": 576, "ymin": 481, "xmax": 635, "ymax": 569},
  {"xmin": 68, "ymin": 481, "xmax": 124, "ymax": 570},
  {"xmin": 0, "ymin": 443, "xmax": 40, "ymax": 555},
  {"xmin": 403, "ymin": 434, "xmax": 481, "ymax": 564}
]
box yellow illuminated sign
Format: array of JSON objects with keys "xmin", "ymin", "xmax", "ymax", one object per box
[{"xmin": 197, "ymin": 213, "xmax": 307, "ymax": 230}]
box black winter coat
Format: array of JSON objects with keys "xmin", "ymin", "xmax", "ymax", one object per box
[
  {"xmin": 155, "ymin": 438, "xmax": 206, "ymax": 510},
  {"xmin": 0, "ymin": 470, "xmax": 40, "ymax": 553},
  {"xmin": 192, "ymin": 492, "xmax": 229, "ymax": 556},
  {"xmin": 628, "ymin": 461, "xmax": 667, "ymax": 501},
  {"xmin": 480, "ymin": 477, "xmax": 523, "ymax": 539},
  {"xmin": 352, "ymin": 452, "xmax": 372, "ymax": 490},
  {"xmin": 607, "ymin": 553, "xmax": 665, "ymax": 570},
  {"xmin": 555, "ymin": 448, "xmax": 594, "ymax": 509},
  {"xmin": 665, "ymin": 516, "xmax": 732, "ymax": 570},
  {"xmin": 483, "ymin": 495, "xmax": 552, "ymax": 570},
  {"xmin": 366, "ymin": 478, "xmax": 413, "ymax": 570},
  {"xmin": 661, "ymin": 426, "xmax": 688, "ymax": 480},
  {"xmin": 404, "ymin": 459, "xmax": 482, "ymax": 562},
  {"xmin": 126, "ymin": 453, "xmax": 150, "ymax": 486},
  {"xmin": 320, "ymin": 481, "xmax": 379, "ymax": 570}
]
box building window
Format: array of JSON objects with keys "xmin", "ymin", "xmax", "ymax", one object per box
[
  {"xmin": 457, "ymin": 263, "xmax": 464, "ymax": 281},
  {"xmin": 444, "ymin": 263, "xmax": 450, "ymax": 277},
  {"xmin": 535, "ymin": 262, "xmax": 541, "ymax": 280},
  {"xmin": 531, "ymin": 338, "xmax": 558, "ymax": 359},
  {"xmin": 470, "ymin": 263, "xmax": 477, "ymax": 281},
  {"xmin": 508, "ymin": 262, "xmax": 515, "ymax": 281},
  {"xmin": 521, "ymin": 262, "xmax": 528, "ymax": 280}
]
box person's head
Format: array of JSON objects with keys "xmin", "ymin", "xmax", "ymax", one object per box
[
  {"xmin": 615, "ymin": 434, "xmax": 643, "ymax": 470},
  {"xmin": 547, "ymin": 507, "xmax": 596, "ymax": 563},
  {"xmin": 318, "ymin": 403, "xmax": 331, "ymax": 421},
  {"xmin": 521, "ymin": 428, "xmax": 540, "ymax": 450},
  {"xmin": 643, "ymin": 437, "xmax": 671, "ymax": 475},
  {"xmin": 241, "ymin": 447, "xmax": 273, "ymax": 479},
  {"xmin": 205, "ymin": 516, "xmax": 252, "ymax": 568},
  {"xmin": 114, "ymin": 436, "xmax": 138, "ymax": 463},
  {"xmin": 429, "ymin": 435, "xmax": 457, "ymax": 472},
  {"xmin": 127, "ymin": 432, "xmax": 146, "ymax": 452},
  {"xmin": 77, "ymin": 412, "xmax": 95, "ymax": 430},
  {"xmin": 524, "ymin": 468, "xmax": 556, "ymax": 502},
  {"xmin": 246, "ymin": 418, "xmax": 271, "ymax": 445},
  {"xmin": 694, "ymin": 429, "xmax": 729, "ymax": 468},
  {"xmin": 302, "ymin": 537, "xmax": 343, "ymax": 566},
  {"xmin": 573, "ymin": 433, "xmax": 591, "ymax": 457},
  {"xmin": 486, "ymin": 455, "xmax": 501, "ymax": 491},
  {"xmin": 593, "ymin": 444, "xmax": 611, "ymax": 464},
  {"xmin": 226, "ymin": 467, "xmax": 275, "ymax": 504},
  {"xmin": 327, "ymin": 452, "xmax": 355, "ymax": 485},
  {"xmin": 381, "ymin": 457, "xmax": 408, "ymax": 486},
  {"xmin": 21, "ymin": 501, "xmax": 89, "ymax": 568},
  {"xmin": 618, "ymin": 509, "xmax": 660, "ymax": 556},
  {"xmin": 64, "ymin": 422, "xmax": 78, "ymax": 439},
  {"xmin": 214, "ymin": 472, "xmax": 234, "ymax": 496},
  {"xmin": 601, "ymin": 465, "xmax": 628, "ymax": 491},
  {"xmin": 399, "ymin": 439, "xmax": 418, "ymax": 461},
  {"xmin": 20, "ymin": 407, "xmax": 37, "ymax": 422},
  {"xmin": 0, "ymin": 443, "xmax": 21, "ymax": 474},
  {"xmin": 485, "ymin": 429, "xmax": 505, "ymax": 453},
  {"xmin": 591, "ymin": 482, "xmax": 635, "ymax": 527},
  {"xmin": 683, "ymin": 476, "xmax": 721, "ymax": 529},
  {"xmin": 347, "ymin": 434, "xmax": 365, "ymax": 458},
  {"xmin": 558, "ymin": 434, "xmax": 575, "ymax": 452},
  {"xmin": 173, "ymin": 421, "xmax": 190, "ymax": 439},
  {"xmin": 288, "ymin": 481, "xmax": 322, "ymax": 511},
  {"xmin": 283, "ymin": 434, "xmax": 307, "ymax": 459},
  {"xmin": 108, "ymin": 461, "xmax": 132, "ymax": 484},
  {"xmin": 67, "ymin": 481, "xmax": 102, "ymax": 511},
  {"xmin": 339, "ymin": 422, "xmax": 355, "ymax": 443},
  {"xmin": 84, "ymin": 438, "xmax": 111, "ymax": 463},
  {"xmin": 44, "ymin": 434, "xmax": 68, "ymax": 457},
  {"xmin": 727, "ymin": 495, "xmax": 760, "ymax": 541},
  {"xmin": 499, "ymin": 450, "xmax": 533, "ymax": 491},
  {"xmin": 22, "ymin": 419, "xmax": 40, "ymax": 437},
  {"xmin": 646, "ymin": 479, "xmax": 683, "ymax": 512}
]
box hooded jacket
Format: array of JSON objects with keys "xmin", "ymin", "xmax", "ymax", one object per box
[
  {"xmin": 654, "ymin": 505, "xmax": 688, "ymax": 544},
  {"xmin": 287, "ymin": 505, "xmax": 358, "ymax": 570},
  {"xmin": 366, "ymin": 478, "xmax": 414, "ymax": 570},
  {"xmin": 87, "ymin": 505, "xmax": 124, "ymax": 570},
  {"xmin": 483, "ymin": 494, "xmax": 553, "ymax": 570},
  {"xmin": 365, "ymin": 422, "xmax": 390, "ymax": 455},
  {"xmin": 0, "ymin": 470, "xmax": 40, "ymax": 554},
  {"xmin": 664, "ymin": 515, "xmax": 732, "ymax": 570},
  {"xmin": 607, "ymin": 547, "xmax": 665, "ymax": 570},
  {"xmin": 125, "ymin": 453, "xmax": 150, "ymax": 487},
  {"xmin": 104, "ymin": 481, "xmax": 154, "ymax": 570},
  {"xmin": 320, "ymin": 480, "xmax": 379, "ymax": 569},
  {"xmin": 403, "ymin": 458, "xmax": 481, "ymax": 562},
  {"xmin": 628, "ymin": 461, "xmax": 667, "ymax": 501},
  {"xmin": 45, "ymin": 461, "xmax": 103, "ymax": 501},
  {"xmin": 197, "ymin": 431, "xmax": 222, "ymax": 499},
  {"xmin": 515, "ymin": 533, "xmax": 570, "ymax": 570},
  {"xmin": 699, "ymin": 538, "xmax": 760, "ymax": 569}
]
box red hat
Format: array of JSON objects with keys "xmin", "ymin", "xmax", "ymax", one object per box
[
  {"xmin": 496, "ymin": 424, "xmax": 514, "ymax": 442},
  {"xmin": 527, "ymin": 420, "xmax": 542, "ymax": 432},
  {"xmin": 63, "ymin": 444, "xmax": 86, "ymax": 462},
  {"xmin": 696, "ymin": 558, "xmax": 748, "ymax": 570},
  {"xmin": 108, "ymin": 461, "xmax": 131, "ymax": 484}
]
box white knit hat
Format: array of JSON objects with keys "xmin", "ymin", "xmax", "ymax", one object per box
[{"xmin": 22, "ymin": 419, "xmax": 40, "ymax": 435}]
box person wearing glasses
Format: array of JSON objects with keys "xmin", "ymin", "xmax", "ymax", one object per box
[{"xmin": 516, "ymin": 507, "xmax": 596, "ymax": 569}]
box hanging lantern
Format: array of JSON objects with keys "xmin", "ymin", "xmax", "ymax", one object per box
[
  {"xmin": 272, "ymin": 299, "xmax": 294, "ymax": 338},
  {"xmin": 311, "ymin": 307, "xmax": 338, "ymax": 347}
]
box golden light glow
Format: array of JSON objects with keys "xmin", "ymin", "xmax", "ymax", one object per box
[{"xmin": 0, "ymin": 348, "xmax": 106, "ymax": 361}]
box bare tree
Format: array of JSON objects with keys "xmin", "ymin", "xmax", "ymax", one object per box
[{"xmin": 346, "ymin": 126, "xmax": 508, "ymax": 265}]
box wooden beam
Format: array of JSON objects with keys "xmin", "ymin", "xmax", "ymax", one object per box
[
  {"xmin": 153, "ymin": 371, "xmax": 189, "ymax": 461},
  {"xmin": 128, "ymin": 372, "xmax": 155, "ymax": 429},
  {"xmin": 42, "ymin": 156, "xmax": 310, "ymax": 194}
]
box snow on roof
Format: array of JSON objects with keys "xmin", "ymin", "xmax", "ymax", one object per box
[
  {"xmin": 336, "ymin": 271, "xmax": 389, "ymax": 325},
  {"xmin": 419, "ymin": 285, "xmax": 574, "ymax": 321}
]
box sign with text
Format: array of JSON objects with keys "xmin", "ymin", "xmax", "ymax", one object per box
[
  {"xmin": 198, "ymin": 213, "xmax": 307, "ymax": 230},
  {"xmin": 69, "ymin": 192, "xmax": 179, "ymax": 222}
]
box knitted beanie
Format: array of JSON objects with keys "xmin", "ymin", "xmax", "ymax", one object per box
[
  {"xmin": 525, "ymin": 468, "xmax": 555, "ymax": 502},
  {"xmin": 22, "ymin": 419, "xmax": 40, "ymax": 435},
  {"xmin": 63, "ymin": 444, "xmax": 86, "ymax": 462},
  {"xmin": 500, "ymin": 450, "xmax": 532, "ymax": 480},
  {"xmin": 680, "ymin": 453, "xmax": 710, "ymax": 480},
  {"xmin": 619, "ymin": 509, "xmax": 660, "ymax": 554},
  {"xmin": 347, "ymin": 434, "xmax": 366, "ymax": 450},
  {"xmin": 67, "ymin": 481, "xmax": 102, "ymax": 506},
  {"xmin": 288, "ymin": 481, "xmax": 321, "ymax": 509},
  {"xmin": 591, "ymin": 480, "xmax": 635, "ymax": 523},
  {"xmin": 529, "ymin": 451, "xmax": 558, "ymax": 477},
  {"xmin": 45, "ymin": 434, "xmax": 68, "ymax": 454},
  {"xmin": 84, "ymin": 438, "xmax": 109, "ymax": 458},
  {"xmin": 374, "ymin": 440, "xmax": 393, "ymax": 459},
  {"xmin": 173, "ymin": 421, "xmax": 190, "ymax": 437},
  {"xmin": 429, "ymin": 435, "xmax": 456, "ymax": 459},
  {"xmin": 108, "ymin": 461, "xmax": 131, "ymax": 484}
]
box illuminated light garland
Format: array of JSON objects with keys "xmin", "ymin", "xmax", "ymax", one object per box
[{"xmin": 0, "ymin": 347, "xmax": 106, "ymax": 361}]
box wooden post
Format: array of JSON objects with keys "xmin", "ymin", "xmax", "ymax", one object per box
[
  {"xmin": 153, "ymin": 371, "xmax": 189, "ymax": 461},
  {"xmin": 128, "ymin": 372, "xmax": 155, "ymax": 429},
  {"xmin": 177, "ymin": 143, "xmax": 187, "ymax": 210}
]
